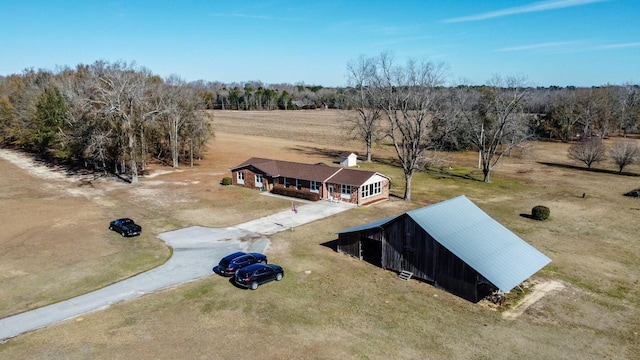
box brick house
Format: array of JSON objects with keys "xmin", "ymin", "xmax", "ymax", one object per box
[{"xmin": 230, "ymin": 157, "xmax": 390, "ymax": 206}]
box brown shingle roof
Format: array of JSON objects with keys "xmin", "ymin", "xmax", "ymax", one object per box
[
  {"xmin": 231, "ymin": 157, "xmax": 387, "ymax": 186},
  {"xmin": 231, "ymin": 157, "xmax": 338, "ymax": 182},
  {"xmin": 327, "ymin": 168, "xmax": 378, "ymax": 186}
]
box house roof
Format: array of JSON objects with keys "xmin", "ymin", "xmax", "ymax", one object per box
[
  {"xmin": 231, "ymin": 157, "xmax": 338, "ymax": 182},
  {"xmin": 326, "ymin": 168, "xmax": 382, "ymax": 186},
  {"xmin": 231, "ymin": 157, "xmax": 387, "ymax": 186},
  {"xmin": 338, "ymin": 195, "xmax": 551, "ymax": 292}
]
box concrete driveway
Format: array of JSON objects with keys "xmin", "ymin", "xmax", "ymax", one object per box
[{"xmin": 0, "ymin": 199, "xmax": 353, "ymax": 341}]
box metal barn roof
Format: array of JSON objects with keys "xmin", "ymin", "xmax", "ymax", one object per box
[
  {"xmin": 336, "ymin": 215, "xmax": 398, "ymax": 234},
  {"xmin": 336, "ymin": 195, "xmax": 551, "ymax": 292},
  {"xmin": 406, "ymin": 195, "xmax": 551, "ymax": 292}
]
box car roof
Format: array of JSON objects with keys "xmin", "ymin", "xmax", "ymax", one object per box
[
  {"xmin": 222, "ymin": 251, "xmax": 246, "ymax": 261},
  {"xmin": 239, "ymin": 263, "xmax": 280, "ymax": 273},
  {"xmin": 238, "ymin": 263, "xmax": 268, "ymax": 272}
]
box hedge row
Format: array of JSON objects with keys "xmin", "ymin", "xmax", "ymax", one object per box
[{"xmin": 271, "ymin": 187, "xmax": 320, "ymax": 201}]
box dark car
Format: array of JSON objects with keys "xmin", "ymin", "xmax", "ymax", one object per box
[
  {"xmin": 234, "ymin": 263, "xmax": 284, "ymax": 290},
  {"xmin": 215, "ymin": 251, "xmax": 267, "ymax": 276},
  {"xmin": 109, "ymin": 218, "xmax": 142, "ymax": 237}
]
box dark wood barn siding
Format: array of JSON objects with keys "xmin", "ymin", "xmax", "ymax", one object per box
[
  {"xmin": 338, "ymin": 228, "xmax": 384, "ymax": 259},
  {"xmin": 337, "ymin": 232, "xmax": 361, "ymax": 258},
  {"xmin": 381, "ymin": 216, "xmax": 436, "ymax": 282},
  {"xmin": 339, "ymin": 215, "xmax": 487, "ymax": 302},
  {"xmin": 434, "ymin": 245, "xmax": 479, "ymax": 302}
]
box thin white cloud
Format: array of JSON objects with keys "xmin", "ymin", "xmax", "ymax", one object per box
[
  {"xmin": 597, "ymin": 42, "xmax": 640, "ymax": 49},
  {"xmin": 496, "ymin": 40, "xmax": 640, "ymax": 53},
  {"xmin": 496, "ymin": 41, "xmax": 580, "ymax": 52},
  {"xmin": 442, "ymin": 0, "xmax": 608, "ymax": 23}
]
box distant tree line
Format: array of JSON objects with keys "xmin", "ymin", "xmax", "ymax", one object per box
[
  {"xmin": 2, "ymin": 58, "xmax": 639, "ymax": 190},
  {"xmin": 341, "ymin": 52, "xmax": 640, "ymax": 199},
  {"xmin": 0, "ymin": 61, "xmax": 212, "ymax": 183},
  {"xmin": 191, "ymin": 80, "xmax": 348, "ymax": 110}
]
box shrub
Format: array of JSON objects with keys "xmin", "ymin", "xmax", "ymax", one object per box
[
  {"xmin": 531, "ymin": 205, "xmax": 550, "ymax": 221},
  {"xmin": 220, "ymin": 177, "xmax": 232, "ymax": 186},
  {"xmin": 271, "ymin": 187, "xmax": 320, "ymax": 201}
]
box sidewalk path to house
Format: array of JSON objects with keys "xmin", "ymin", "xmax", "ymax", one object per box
[{"xmin": 0, "ymin": 199, "xmax": 353, "ymax": 342}]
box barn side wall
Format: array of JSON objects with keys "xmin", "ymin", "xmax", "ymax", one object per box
[
  {"xmin": 381, "ymin": 216, "xmax": 436, "ymax": 282},
  {"xmin": 337, "ymin": 232, "xmax": 361, "ymax": 258},
  {"xmin": 434, "ymin": 244, "xmax": 479, "ymax": 302}
]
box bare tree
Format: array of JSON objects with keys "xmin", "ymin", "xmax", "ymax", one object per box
[
  {"xmin": 345, "ymin": 55, "xmax": 384, "ymax": 162},
  {"xmin": 89, "ymin": 61, "xmax": 152, "ymax": 184},
  {"xmin": 375, "ymin": 53, "xmax": 449, "ymax": 200},
  {"xmin": 454, "ymin": 75, "xmax": 532, "ymax": 182},
  {"xmin": 610, "ymin": 140, "xmax": 639, "ymax": 173},
  {"xmin": 156, "ymin": 75, "xmax": 200, "ymax": 168},
  {"xmin": 619, "ymin": 85, "xmax": 640, "ymax": 136},
  {"xmin": 568, "ymin": 137, "xmax": 606, "ymax": 169},
  {"xmin": 548, "ymin": 89, "xmax": 581, "ymax": 141}
]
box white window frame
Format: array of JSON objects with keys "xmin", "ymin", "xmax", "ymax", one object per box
[
  {"xmin": 361, "ymin": 181, "xmax": 382, "ymax": 199},
  {"xmin": 373, "ymin": 181, "xmax": 381, "ymax": 195},
  {"xmin": 310, "ymin": 181, "xmax": 319, "ymax": 193},
  {"xmin": 255, "ymin": 174, "xmax": 263, "ymax": 187},
  {"xmin": 237, "ymin": 171, "xmax": 245, "ymax": 185},
  {"xmin": 341, "ymin": 184, "xmax": 351, "ymax": 199},
  {"xmin": 361, "ymin": 185, "xmax": 369, "ymax": 198}
]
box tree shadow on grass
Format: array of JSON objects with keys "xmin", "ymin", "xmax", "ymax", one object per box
[
  {"xmin": 424, "ymin": 168, "xmax": 484, "ymax": 182},
  {"xmin": 537, "ymin": 162, "xmax": 640, "ymax": 177},
  {"xmin": 286, "ymin": 146, "xmax": 347, "ymax": 162}
]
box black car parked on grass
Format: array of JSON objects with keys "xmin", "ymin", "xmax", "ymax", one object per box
[
  {"xmin": 234, "ymin": 263, "xmax": 284, "ymax": 290},
  {"xmin": 215, "ymin": 251, "xmax": 267, "ymax": 276},
  {"xmin": 109, "ymin": 218, "xmax": 142, "ymax": 237}
]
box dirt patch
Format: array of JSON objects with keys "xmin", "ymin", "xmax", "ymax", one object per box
[{"xmin": 502, "ymin": 280, "xmax": 566, "ymax": 320}]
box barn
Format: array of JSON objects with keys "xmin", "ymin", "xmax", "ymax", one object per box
[{"xmin": 336, "ymin": 195, "xmax": 551, "ymax": 302}]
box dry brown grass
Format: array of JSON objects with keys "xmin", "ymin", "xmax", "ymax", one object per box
[{"xmin": 1, "ymin": 110, "xmax": 639, "ymax": 359}]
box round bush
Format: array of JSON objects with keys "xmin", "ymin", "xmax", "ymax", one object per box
[
  {"xmin": 220, "ymin": 177, "xmax": 232, "ymax": 186},
  {"xmin": 531, "ymin": 205, "xmax": 550, "ymax": 221}
]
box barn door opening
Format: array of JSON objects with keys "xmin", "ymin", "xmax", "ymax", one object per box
[{"xmin": 360, "ymin": 236, "xmax": 382, "ymax": 267}]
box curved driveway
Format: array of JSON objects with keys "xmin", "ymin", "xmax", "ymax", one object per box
[{"xmin": 0, "ymin": 199, "xmax": 353, "ymax": 341}]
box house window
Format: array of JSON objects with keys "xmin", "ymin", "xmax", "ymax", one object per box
[
  {"xmin": 341, "ymin": 184, "xmax": 351, "ymax": 198},
  {"xmin": 237, "ymin": 171, "xmax": 245, "ymax": 185},
  {"xmin": 373, "ymin": 181, "xmax": 381, "ymax": 195},
  {"xmin": 255, "ymin": 174, "xmax": 263, "ymax": 188},
  {"xmin": 361, "ymin": 181, "xmax": 382, "ymax": 198},
  {"xmin": 296, "ymin": 179, "xmax": 302, "ymax": 190},
  {"xmin": 310, "ymin": 181, "xmax": 319, "ymax": 193}
]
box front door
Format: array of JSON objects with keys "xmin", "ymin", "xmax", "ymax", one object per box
[{"xmin": 328, "ymin": 185, "xmax": 334, "ymax": 200}]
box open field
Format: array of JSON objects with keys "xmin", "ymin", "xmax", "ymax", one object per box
[{"xmin": 1, "ymin": 109, "xmax": 639, "ymax": 359}]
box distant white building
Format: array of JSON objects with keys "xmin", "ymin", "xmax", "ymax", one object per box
[{"xmin": 339, "ymin": 152, "xmax": 358, "ymax": 167}]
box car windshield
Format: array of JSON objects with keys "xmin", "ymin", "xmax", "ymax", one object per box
[{"xmin": 121, "ymin": 219, "xmax": 133, "ymax": 225}]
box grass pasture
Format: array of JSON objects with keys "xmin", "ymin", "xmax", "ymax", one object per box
[{"xmin": 0, "ymin": 109, "xmax": 639, "ymax": 359}]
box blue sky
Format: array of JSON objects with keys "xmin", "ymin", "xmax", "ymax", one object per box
[{"xmin": 1, "ymin": 0, "xmax": 638, "ymax": 87}]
